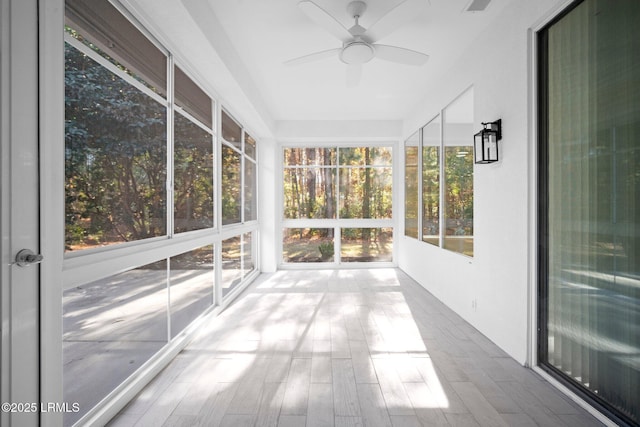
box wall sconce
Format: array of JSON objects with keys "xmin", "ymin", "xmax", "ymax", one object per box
[{"xmin": 474, "ymin": 119, "xmax": 501, "ymax": 164}]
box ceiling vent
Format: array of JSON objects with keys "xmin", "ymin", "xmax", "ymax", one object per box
[{"xmin": 464, "ymin": 0, "xmax": 491, "ymax": 12}]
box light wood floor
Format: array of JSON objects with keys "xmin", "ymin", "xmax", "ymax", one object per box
[{"xmin": 109, "ymin": 269, "xmax": 603, "ymax": 427}]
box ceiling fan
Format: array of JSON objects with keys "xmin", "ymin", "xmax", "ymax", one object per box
[{"xmin": 285, "ymin": 0, "xmax": 429, "ymax": 86}]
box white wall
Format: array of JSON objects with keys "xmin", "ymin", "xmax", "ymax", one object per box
[
  {"xmin": 398, "ymin": 0, "xmax": 570, "ymax": 364},
  {"xmin": 276, "ymin": 120, "xmax": 402, "ymax": 142},
  {"xmin": 258, "ymin": 136, "xmax": 278, "ymax": 273}
]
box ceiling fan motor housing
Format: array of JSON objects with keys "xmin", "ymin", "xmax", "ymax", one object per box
[{"xmin": 346, "ymin": 1, "xmax": 367, "ymax": 18}]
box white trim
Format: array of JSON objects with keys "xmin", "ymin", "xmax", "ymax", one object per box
[
  {"xmin": 280, "ymin": 140, "xmax": 398, "ymax": 148},
  {"xmin": 64, "ymin": 234, "xmax": 210, "ymax": 288},
  {"xmin": 416, "ymin": 128, "xmax": 423, "ymax": 242},
  {"xmin": 40, "ymin": 0, "xmax": 66, "ymax": 425},
  {"xmin": 279, "ymin": 262, "xmax": 395, "ymax": 270},
  {"xmin": 167, "ymin": 53, "xmax": 175, "ymax": 243},
  {"xmin": 282, "ymin": 219, "xmax": 393, "ymax": 228},
  {"xmin": 174, "ymin": 106, "xmax": 216, "ymax": 136},
  {"xmin": 437, "ymin": 114, "xmax": 446, "ymax": 249}
]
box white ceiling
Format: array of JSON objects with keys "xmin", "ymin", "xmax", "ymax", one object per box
[{"xmin": 126, "ymin": 0, "xmax": 511, "ymax": 128}]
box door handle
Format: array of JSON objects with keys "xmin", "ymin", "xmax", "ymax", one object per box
[{"xmin": 15, "ymin": 249, "xmax": 44, "ymax": 267}]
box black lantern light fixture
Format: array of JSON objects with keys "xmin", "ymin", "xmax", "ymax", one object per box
[{"xmin": 474, "ymin": 119, "xmax": 502, "ymax": 164}]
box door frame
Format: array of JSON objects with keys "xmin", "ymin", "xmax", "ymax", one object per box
[
  {"xmin": 1, "ymin": 0, "xmax": 64, "ymax": 426},
  {"xmin": 39, "ymin": 0, "xmax": 65, "ymax": 425}
]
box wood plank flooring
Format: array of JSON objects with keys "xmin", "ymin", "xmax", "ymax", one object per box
[{"xmin": 109, "ymin": 269, "xmax": 602, "ymax": 427}]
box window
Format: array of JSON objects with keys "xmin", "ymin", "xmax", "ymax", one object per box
[
  {"xmin": 64, "ymin": 30, "xmax": 167, "ymax": 250},
  {"xmin": 443, "ymin": 90, "xmax": 474, "ymax": 256},
  {"xmin": 221, "ymin": 232, "xmax": 255, "ymax": 296},
  {"xmin": 65, "ymin": 15, "xmax": 219, "ymax": 250},
  {"xmin": 63, "ymin": 259, "xmax": 169, "ymax": 426},
  {"xmin": 282, "ymin": 145, "xmax": 393, "ymax": 264},
  {"xmin": 283, "ymin": 148, "xmax": 336, "ymax": 219},
  {"xmin": 283, "ymin": 228, "xmax": 335, "ymax": 263},
  {"xmin": 538, "ymin": 1, "xmax": 639, "ymax": 424},
  {"xmin": 221, "ymin": 144, "xmax": 242, "ymax": 224},
  {"xmin": 339, "ymin": 147, "xmax": 392, "ymax": 219},
  {"xmin": 173, "ymin": 65, "xmax": 215, "ymax": 234},
  {"xmin": 404, "ymin": 132, "xmax": 419, "ymax": 239},
  {"xmin": 63, "ymin": 1, "xmax": 258, "ymax": 424},
  {"xmin": 244, "ymin": 133, "xmax": 257, "ymax": 222},
  {"xmin": 169, "ymin": 245, "xmax": 215, "ymax": 338},
  {"xmin": 422, "ymin": 116, "xmax": 441, "ymax": 246},
  {"xmin": 341, "ymin": 227, "xmax": 393, "ymax": 262},
  {"xmin": 221, "ymin": 110, "xmax": 257, "ymax": 225},
  {"xmin": 404, "ymin": 88, "xmax": 473, "ymax": 256}
]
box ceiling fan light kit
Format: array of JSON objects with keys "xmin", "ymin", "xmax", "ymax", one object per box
[
  {"xmin": 340, "ymin": 40, "xmax": 375, "ymax": 64},
  {"xmin": 289, "ymin": 0, "xmax": 430, "ymax": 85}
]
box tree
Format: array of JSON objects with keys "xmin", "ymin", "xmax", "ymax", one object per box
[{"xmin": 65, "ymin": 40, "xmax": 167, "ymax": 249}]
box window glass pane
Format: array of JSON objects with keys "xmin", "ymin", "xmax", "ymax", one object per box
[
  {"xmin": 63, "ymin": 259, "xmax": 168, "ymax": 425},
  {"xmin": 341, "ymin": 228, "xmax": 393, "ymax": 262},
  {"xmin": 339, "ymin": 167, "xmax": 392, "ymax": 219},
  {"xmin": 65, "ymin": 0, "xmax": 167, "ymax": 96},
  {"xmin": 221, "ymin": 110, "xmax": 242, "ymax": 150},
  {"xmin": 543, "ymin": 1, "xmax": 640, "ymax": 423},
  {"xmin": 65, "ymin": 42, "xmax": 167, "ymax": 251},
  {"xmin": 443, "ymin": 89, "xmax": 474, "ymax": 256},
  {"xmin": 284, "ymin": 167, "xmax": 336, "ymax": 219},
  {"xmin": 169, "ymin": 246, "xmax": 214, "ymax": 338},
  {"xmin": 174, "ymin": 113, "xmax": 214, "ymax": 233},
  {"xmin": 221, "ymin": 236, "xmax": 242, "ymax": 297},
  {"xmin": 245, "ymin": 132, "xmax": 256, "ymax": 159},
  {"xmin": 405, "ymin": 132, "xmax": 419, "ymax": 239},
  {"xmin": 243, "ymin": 232, "xmax": 255, "ymax": 275},
  {"xmin": 339, "ymin": 147, "xmax": 392, "ymax": 166},
  {"xmin": 244, "ymin": 159, "xmax": 257, "ymax": 222},
  {"xmin": 175, "ymin": 65, "xmax": 212, "ymax": 129},
  {"xmin": 283, "ymin": 228, "xmax": 335, "ymax": 263},
  {"xmin": 284, "ymin": 147, "xmax": 336, "ymax": 166},
  {"xmin": 222, "ymin": 144, "xmax": 241, "ymax": 225},
  {"xmin": 423, "ymin": 116, "xmax": 441, "ymax": 246}
]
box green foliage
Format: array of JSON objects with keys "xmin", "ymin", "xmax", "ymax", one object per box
[
  {"xmin": 174, "ymin": 113, "xmax": 214, "ymax": 232},
  {"xmin": 221, "ymin": 145, "xmax": 241, "ymax": 224},
  {"xmin": 444, "ymin": 147, "xmax": 474, "ymax": 235},
  {"xmin": 318, "ymin": 242, "xmax": 334, "ymax": 259},
  {"xmin": 65, "ymin": 42, "xmax": 167, "ymax": 249}
]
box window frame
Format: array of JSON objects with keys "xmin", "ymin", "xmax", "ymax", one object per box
[
  {"xmin": 403, "ymin": 87, "xmax": 474, "ymax": 257},
  {"xmin": 220, "ymin": 108, "xmax": 259, "ymax": 227}
]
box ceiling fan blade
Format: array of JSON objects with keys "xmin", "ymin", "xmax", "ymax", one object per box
[
  {"xmin": 298, "ymin": 0, "xmax": 352, "ymax": 42},
  {"xmin": 284, "ymin": 48, "xmax": 341, "ymax": 66},
  {"xmin": 366, "ymin": 0, "xmax": 426, "ymax": 42},
  {"xmin": 374, "ymin": 44, "xmax": 429, "ymax": 65},
  {"xmin": 346, "ymin": 64, "xmax": 362, "ymax": 87}
]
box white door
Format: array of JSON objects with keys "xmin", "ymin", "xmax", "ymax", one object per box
[
  {"xmin": 1, "ymin": 0, "xmax": 41, "ymax": 425},
  {"xmin": 1, "ymin": 0, "xmax": 64, "ymax": 426}
]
